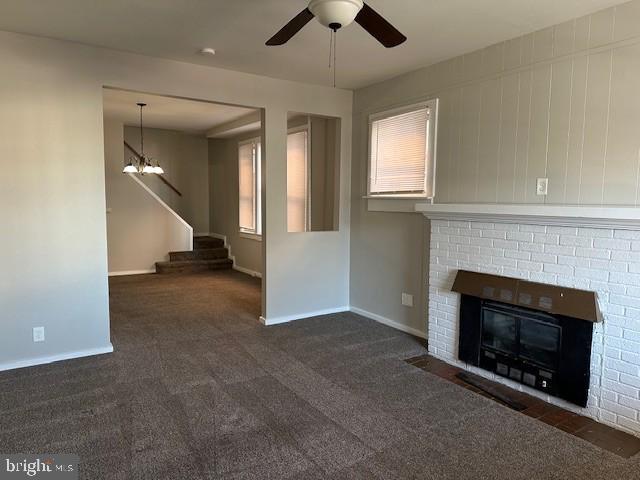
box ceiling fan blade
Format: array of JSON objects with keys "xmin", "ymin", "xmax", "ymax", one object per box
[
  {"xmin": 266, "ymin": 8, "xmax": 315, "ymax": 46},
  {"xmin": 355, "ymin": 3, "xmax": 407, "ymax": 48}
]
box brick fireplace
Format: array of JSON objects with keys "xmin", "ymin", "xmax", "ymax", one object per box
[{"xmin": 425, "ymin": 216, "xmax": 640, "ymax": 436}]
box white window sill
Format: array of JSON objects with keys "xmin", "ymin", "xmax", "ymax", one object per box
[
  {"xmin": 366, "ymin": 196, "xmax": 433, "ymax": 213},
  {"xmin": 363, "ymin": 195, "xmax": 431, "ymax": 200},
  {"xmin": 239, "ymin": 232, "xmax": 262, "ymax": 241}
]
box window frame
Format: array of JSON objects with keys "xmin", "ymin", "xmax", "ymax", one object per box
[
  {"xmin": 366, "ymin": 98, "xmax": 438, "ymax": 200},
  {"xmin": 238, "ymin": 136, "xmax": 262, "ymax": 239},
  {"xmin": 287, "ymin": 123, "xmax": 312, "ymax": 233}
]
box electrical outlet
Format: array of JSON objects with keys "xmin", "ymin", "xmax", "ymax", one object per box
[
  {"xmin": 536, "ymin": 178, "xmax": 548, "ymax": 196},
  {"xmin": 33, "ymin": 327, "xmax": 45, "ymax": 343},
  {"xmin": 401, "ymin": 293, "xmax": 414, "ymax": 307}
]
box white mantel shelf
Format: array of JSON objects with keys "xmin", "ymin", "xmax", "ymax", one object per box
[{"xmin": 415, "ymin": 203, "xmax": 640, "ymax": 229}]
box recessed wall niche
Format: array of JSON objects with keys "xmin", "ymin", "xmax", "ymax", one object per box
[{"xmin": 286, "ymin": 113, "xmax": 340, "ymax": 232}]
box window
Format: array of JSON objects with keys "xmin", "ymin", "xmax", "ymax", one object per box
[
  {"xmin": 238, "ymin": 138, "xmax": 261, "ymax": 236},
  {"xmin": 287, "ymin": 127, "xmax": 309, "ymax": 232},
  {"xmin": 368, "ymin": 100, "xmax": 437, "ymax": 198}
]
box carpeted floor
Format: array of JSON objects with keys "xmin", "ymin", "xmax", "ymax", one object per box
[{"xmin": 1, "ymin": 270, "xmax": 639, "ymax": 479}]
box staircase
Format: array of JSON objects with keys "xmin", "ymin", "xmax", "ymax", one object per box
[{"xmin": 155, "ymin": 236, "xmax": 233, "ymax": 274}]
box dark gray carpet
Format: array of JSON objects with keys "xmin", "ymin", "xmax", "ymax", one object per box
[{"xmin": 1, "ymin": 270, "xmax": 639, "ymax": 479}]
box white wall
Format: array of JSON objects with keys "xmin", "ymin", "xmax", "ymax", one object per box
[
  {"xmin": 123, "ymin": 126, "xmax": 209, "ymax": 234},
  {"xmin": 105, "ymin": 120, "xmax": 192, "ymax": 274},
  {"xmin": 0, "ymin": 29, "xmax": 351, "ymax": 368},
  {"xmin": 208, "ymin": 135, "xmax": 263, "ymax": 276},
  {"xmin": 351, "ymin": 0, "xmax": 640, "ymax": 337}
]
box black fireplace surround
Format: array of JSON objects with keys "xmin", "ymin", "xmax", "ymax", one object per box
[{"xmin": 453, "ymin": 270, "xmax": 600, "ymax": 407}]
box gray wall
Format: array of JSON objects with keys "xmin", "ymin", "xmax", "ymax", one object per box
[
  {"xmin": 0, "ymin": 34, "xmax": 112, "ymax": 368},
  {"xmin": 124, "ymin": 126, "xmax": 209, "ymax": 234},
  {"xmin": 351, "ymin": 0, "xmax": 640, "ymax": 336},
  {"xmin": 105, "ymin": 119, "xmax": 192, "ymax": 274},
  {"xmin": 309, "ymin": 116, "xmax": 340, "ymax": 232},
  {"xmin": 209, "ymin": 134, "xmax": 263, "ymax": 275},
  {"xmin": 0, "ymin": 28, "xmax": 351, "ymax": 368}
]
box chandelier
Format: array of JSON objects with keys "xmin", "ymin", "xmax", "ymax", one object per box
[{"xmin": 123, "ymin": 103, "xmax": 164, "ymax": 174}]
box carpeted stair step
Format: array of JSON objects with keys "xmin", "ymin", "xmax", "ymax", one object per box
[
  {"xmin": 169, "ymin": 247, "xmax": 228, "ymax": 262},
  {"xmin": 155, "ymin": 258, "xmax": 233, "ymax": 274},
  {"xmin": 194, "ymin": 236, "xmax": 224, "ymax": 249}
]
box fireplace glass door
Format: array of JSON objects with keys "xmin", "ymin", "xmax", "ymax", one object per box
[
  {"xmin": 481, "ymin": 302, "xmax": 561, "ymax": 370},
  {"xmin": 519, "ymin": 318, "xmax": 561, "ymax": 369},
  {"xmin": 481, "ymin": 308, "xmax": 517, "ymax": 355}
]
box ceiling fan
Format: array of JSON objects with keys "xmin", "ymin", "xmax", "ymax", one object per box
[{"xmin": 266, "ymin": 0, "xmax": 406, "ymax": 48}]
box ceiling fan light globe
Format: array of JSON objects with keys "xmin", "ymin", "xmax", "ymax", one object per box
[
  {"xmin": 153, "ymin": 165, "xmax": 164, "ymax": 174},
  {"xmin": 308, "ymin": 0, "xmax": 364, "ymax": 28},
  {"xmin": 142, "ymin": 164, "xmax": 156, "ymax": 174}
]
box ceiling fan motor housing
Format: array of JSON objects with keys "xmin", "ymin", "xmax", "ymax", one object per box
[{"xmin": 308, "ymin": 0, "xmax": 364, "ymax": 29}]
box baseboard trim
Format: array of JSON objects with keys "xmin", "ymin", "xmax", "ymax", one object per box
[
  {"xmin": 260, "ymin": 306, "xmax": 350, "ymax": 326},
  {"xmin": 349, "ymin": 306, "xmax": 427, "ymax": 339},
  {"xmin": 108, "ymin": 269, "xmax": 156, "ymax": 277},
  {"xmin": 207, "ymin": 232, "xmax": 227, "ymax": 242},
  {"xmin": 0, "ymin": 344, "xmax": 114, "ymax": 372},
  {"xmin": 208, "ymin": 233, "xmax": 258, "ymax": 279},
  {"xmin": 233, "ymin": 265, "xmax": 262, "ymax": 278}
]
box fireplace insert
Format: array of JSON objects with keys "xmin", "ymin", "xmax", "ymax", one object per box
[
  {"xmin": 479, "ymin": 302, "xmax": 562, "ymax": 395},
  {"xmin": 459, "ymin": 295, "xmax": 593, "ymax": 406},
  {"xmin": 453, "ymin": 271, "xmax": 597, "ymax": 407}
]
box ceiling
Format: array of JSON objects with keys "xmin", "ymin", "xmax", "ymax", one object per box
[
  {"xmin": 103, "ymin": 89, "xmax": 257, "ymax": 135},
  {"xmin": 1, "ymin": 0, "xmax": 629, "ymax": 89}
]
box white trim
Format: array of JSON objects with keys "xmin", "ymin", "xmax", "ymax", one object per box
[
  {"xmin": 239, "ymin": 232, "xmax": 262, "ymax": 241},
  {"xmin": 209, "ymin": 232, "xmax": 234, "ymax": 263},
  {"xmin": 369, "ymin": 198, "xmax": 431, "ymax": 213},
  {"xmin": 416, "ymin": 203, "xmax": 640, "ymax": 229},
  {"xmin": 238, "ymin": 137, "xmax": 262, "ymax": 236},
  {"xmin": 363, "ymin": 195, "xmax": 431, "ymax": 200},
  {"xmin": 260, "ymin": 306, "xmax": 350, "ymax": 326},
  {"xmin": 369, "ymin": 101, "xmax": 433, "ymax": 122},
  {"xmin": 127, "ymin": 173, "xmax": 194, "ymax": 249},
  {"xmin": 209, "ymin": 232, "xmax": 262, "ymax": 278},
  {"xmin": 367, "ymin": 98, "xmax": 438, "ymax": 198},
  {"xmin": 233, "ymin": 265, "xmax": 262, "ymax": 278},
  {"xmin": 207, "ymin": 232, "xmax": 227, "ymax": 241},
  {"xmin": 287, "ymin": 124, "xmax": 312, "ymax": 232},
  {"xmin": 0, "ymin": 344, "xmax": 114, "ymax": 372},
  {"xmin": 108, "ymin": 269, "xmax": 155, "ymax": 277},
  {"xmin": 350, "ymin": 306, "xmax": 427, "ymax": 339}
]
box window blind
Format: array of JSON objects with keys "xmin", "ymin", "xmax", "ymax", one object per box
[
  {"xmin": 287, "ymin": 130, "xmax": 308, "ymax": 233},
  {"xmin": 369, "ymin": 107, "xmax": 430, "ymax": 195},
  {"xmin": 238, "ymin": 141, "xmax": 256, "ymax": 233}
]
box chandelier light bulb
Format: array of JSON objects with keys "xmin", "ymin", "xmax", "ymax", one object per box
[
  {"xmin": 142, "ymin": 164, "xmax": 156, "ymax": 174},
  {"xmin": 123, "ymin": 162, "xmax": 138, "ymax": 174}
]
